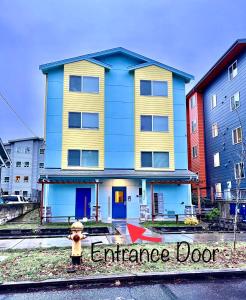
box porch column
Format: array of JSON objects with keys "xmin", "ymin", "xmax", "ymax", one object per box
[
  {"xmin": 151, "ymin": 183, "xmax": 154, "ymax": 221},
  {"xmin": 40, "ymin": 182, "xmax": 44, "ymax": 225},
  {"xmin": 95, "ymin": 179, "xmax": 99, "ymax": 223},
  {"xmin": 141, "ymin": 179, "xmax": 147, "ymax": 205}
]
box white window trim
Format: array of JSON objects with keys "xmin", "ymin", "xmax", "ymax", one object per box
[
  {"xmin": 214, "ymin": 152, "xmax": 220, "ymax": 167},
  {"xmin": 69, "ymin": 76, "xmax": 100, "ymax": 94},
  {"xmin": 234, "ymin": 162, "xmax": 245, "ymax": 179},
  {"xmin": 228, "ymin": 60, "xmax": 238, "ymax": 81},
  {"xmin": 211, "ymin": 94, "xmax": 217, "ymax": 109},
  {"xmin": 232, "ymin": 126, "xmax": 242, "ymax": 145},
  {"xmin": 230, "ymin": 91, "xmax": 240, "ymax": 111},
  {"xmin": 212, "ymin": 122, "xmax": 219, "ymax": 138},
  {"xmin": 140, "ymin": 115, "xmax": 169, "ymax": 132}
]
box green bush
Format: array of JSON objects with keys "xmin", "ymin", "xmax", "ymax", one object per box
[{"xmin": 205, "ymin": 208, "xmax": 220, "ymax": 221}]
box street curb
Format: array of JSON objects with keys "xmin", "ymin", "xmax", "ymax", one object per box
[{"xmin": 0, "ymin": 268, "xmax": 246, "ymax": 292}]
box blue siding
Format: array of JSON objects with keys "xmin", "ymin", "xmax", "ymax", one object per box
[
  {"xmin": 173, "ymin": 75, "xmax": 188, "ymax": 169},
  {"xmin": 203, "ymin": 51, "xmax": 246, "ymax": 191},
  {"xmin": 97, "ymin": 54, "xmax": 142, "ymax": 169},
  {"xmin": 45, "ymin": 67, "xmax": 64, "ymax": 168}
]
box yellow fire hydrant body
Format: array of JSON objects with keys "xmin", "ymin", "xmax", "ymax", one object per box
[{"xmin": 68, "ymin": 221, "xmax": 86, "ymax": 265}]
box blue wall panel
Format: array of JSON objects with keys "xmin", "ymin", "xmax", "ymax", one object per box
[
  {"xmin": 45, "ymin": 67, "xmax": 64, "ymax": 168},
  {"xmin": 173, "ymin": 75, "xmax": 188, "ymax": 169},
  {"xmin": 203, "ymin": 51, "xmax": 246, "ymax": 191}
]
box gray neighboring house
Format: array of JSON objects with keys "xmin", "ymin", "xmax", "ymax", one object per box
[{"xmin": 0, "ymin": 137, "xmax": 45, "ymax": 201}]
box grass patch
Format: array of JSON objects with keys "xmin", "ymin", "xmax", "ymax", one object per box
[
  {"xmin": 0, "ymin": 242, "xmax": 245, "ymax": 283},
  {"xmin": 0, "ymin": 209, "xmax": 112, "ymax": 230},
  {"xmin": 142, "ymin": 221, "xmax": 198, "ymax": 228}
]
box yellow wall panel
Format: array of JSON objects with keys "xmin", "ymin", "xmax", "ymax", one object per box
[
  {"xmin": 134, "ymin": 65, "xmax": 175, "ymax": 171},
  {"xmin": 62, "ymin": 60, "xmax": 104, "ymax": 170}
]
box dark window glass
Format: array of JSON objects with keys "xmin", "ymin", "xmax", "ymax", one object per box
[
  {"xmin": 68, "ymin": 150, "xmax": 80, "ymax": 166},
  {"xmin": 69, "ymin": 76, "xmax": 81, "ymax": 92},
  {"xmin": 141, "ymin": 116, "xmax": 152, "ymax": 131},
  {"xmin": 141, "ymin": 152, "xmax": 152, "ymax": 167},
  {"xmin": 140, "ymin": 80, "xmax": 151, "ymax": 96},
  {"xmin": 69, "ymin": 112, "xmax": 81, "ymax": 128}
]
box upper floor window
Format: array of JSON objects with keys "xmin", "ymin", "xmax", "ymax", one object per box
[
  {"xmin": 215, "ymin": 183, "xmax": 222, "ymax": 198},
  {"xmin": 15, "ymin": 176, "xmax": 21, "ymax": 183},
  {"xmin": 190, "ymin": 95, "xmax": 196, "ymax": 108},
  {"xmin": 141, "ymin": 151, "xmax": 169, "ymax": 168},
  {"xmin": 40, "ymin": 149, "xmax": 45, "ymax": 155},
  {"xmin": 141, "ymin": 115, "xmax": 169, "ymax": 132},
  {"xmin": 232, "ymin": 127, "xmax": 242, "ymax": 144},
  {"xmin": 211, "ymin": 94, "xmax": 217, "ymax": 109},
  {"xmin": 68, "ymin": 150, "xmax": 99, "ymax": 167},
  {"xmin": 228, "ymin": 61, "xmax": 238, "ymax": 80},
  {"xmin": 24, "ymin": 147, "xmax": 31, "ymax": 154},
  {"xmin": 16, "ymin": 161, "xmax": 21, "ymax": 167},
  {"xmin": 191, "ymin": 120, "xmax": 197, "ymax": 133},
  {"xmin": 39, "ymin": 163, "xmax": 44, "ymax": 168},
  {"xmin": 212, "ymin": 123, "xmax": 219, "ymax": 138},
  {"xmin": 234, "ymin": 162, "xmax": 245, "ymax": 179},
  {"xmin": 68, "ymin": 112, "xmax": 99, "ymax": 129},
  {"xmin": 4, "ymin": 177, "xmax": 9, "ymax": 183},
  {"xmin": 230, "ymin": 91, "xmax": 240, "ymax": 111},
  {"xmin": 24, "ymin": 162, "xmax": 30, "ymax": 167},
  {"xmin": 192, "ymin": 146, "xmax": 198, "ymax": 158},
  {"xmin": 140, "ymin": 80, "xmax": 168, "ymax": 97},
  {"xmin": 214, "ymin": 152, "xmax": 220, "ymax": 167},
  {"xmin": 24, "ymin": 176, "xmax": 29, "ymax": 183},
  {"xmin": 69, "ymin": 76, "xmax": 99, "ymax": 94}
]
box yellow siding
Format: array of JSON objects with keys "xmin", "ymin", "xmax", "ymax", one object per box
[
  {"xmin": 134, "ymin": 65, "xmax": 175, "ymax": 171},
  {"xmin": 62, "ymin": 60, "xmax": 104, "ymax": 170}
]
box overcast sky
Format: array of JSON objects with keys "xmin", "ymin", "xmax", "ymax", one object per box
[{"xmin": 1, "ymin": 0, "xmax": 246, "ymax": 142}]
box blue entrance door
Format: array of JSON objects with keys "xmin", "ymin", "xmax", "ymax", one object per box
[
  {"xmin": 112, "ymin": 187, "xmax": 126, "ymax": 219},
  {"xmin": 75, "ymin": 188, "xmax": 91, "ymax": 219}
]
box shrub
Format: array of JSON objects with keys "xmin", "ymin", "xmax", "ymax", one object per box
[
  {"xmin": 205, "ymin": 208, "xmax": 220, "ymax": 221},
  {"xmin": 184, "ymin": 216, "xmax": 199, "ymax": 226}
]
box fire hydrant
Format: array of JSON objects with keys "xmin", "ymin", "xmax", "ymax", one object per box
[{"xmin": 68, "ymin": 221, "xmax": 87, "ymax": 265}]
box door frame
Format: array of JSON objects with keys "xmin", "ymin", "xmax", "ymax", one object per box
[{"xmin": 112, "ymin": 186, "xmax": 127, "ymax": 219}]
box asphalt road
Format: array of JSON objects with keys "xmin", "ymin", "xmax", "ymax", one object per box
[{"xmin": 0, "ymin": 277, "xmax": 245, "ymax": 300}]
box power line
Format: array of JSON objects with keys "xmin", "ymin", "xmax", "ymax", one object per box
[{"xmin": 0, "ymin": 90, "xmax": 37, "ymax": 137}]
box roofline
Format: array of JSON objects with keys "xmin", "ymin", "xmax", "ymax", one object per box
[
  {"xmin": 187, "ymin": 39, "xmax": 246, "ymax": 98},
  {"xmin": 39, "ymin": 47, "xmax": 194, "ymax": 82},
  {"xmin": 5, "ymin": 137, "xmax": 44, "ymax": 144}
]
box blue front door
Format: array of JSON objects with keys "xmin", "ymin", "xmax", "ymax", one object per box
[
  {"xmin": 75, "ymin": 188, "xmax": 91, "ymax": 219},
  {"xmin": 112, "ymin": 187, "xmax": 126, "ymax": 219}
]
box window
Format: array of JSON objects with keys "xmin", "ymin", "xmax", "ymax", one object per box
[
  {"xmin": 211, "ymin": 94, "xmax": 217, "ymax": 109},
  {"xmin": 69, "ymin": 112, "xmax": 99, "ymax": 129},
  {"xmin": 232, "ymin": 127, "xmax": 242, "ymax": 144},
  {"xmin": 212, "ymin": 123, "xmax": 219, "ymax": 138},
  {"xmin": 69, "ymin": 112, "xmax": 81, "ymax": 128},
  {"xmin": 23, "ymin": 191, "xmax": 28, "ymax": 197},
  {"xmin": 82, "ymin": 113, "xmax": 99, "ymax": 129},
  {"xmin": 15, "ymin": 176, "xmax": 21, "ymax": 183},
  {"xmin": 4, "ymin": 177, "xmax": 9, "ymax": 183},
  {"xmin": 190, "ymin": 95, "xmax": 196, "ymax": 108},
  {"xmin": 24, "ymin": 147, "xmax": 31, "ymax": 154},
  {"xmin": 214, "ymin": 152, "xmax": 220, "ymax": 167},
  {"xmin": 215, "ymin": 183, "xmax": 222, "ymax": 198},
  {"xmin": 140, "ymin": 80, "xmax": 168, "ymax": 96},
  {"xmin": 235, "ymin": 162, "xmax": 245, "ymax": 179},
  {"xmin": 39, "ymin": 163, "xmax": 44, "ymax": 168},
  {"xmin": 14, "ymin": 191, "xmax": 20, "ymax": 195},
  {"xmin": 141, "ymin": 152, "xmax": 169, "ymax": 168},
  {"xmin": 16, "ymin": 147, "xmax": 22, "ymax": 153},
  {"xmin": 191, "ymin": 120, "xmax": 197, "ymax": 133},
  {"xmin": 24, "ymin": 176, "xmax": 29, "ymax": 183},
  {"xmin": 24, "ymin": 162, "xmax": 30, "ymax": 168},
  {"xmin": 16, "ymin": 161, "xmax": 21, "ymax": 167},
  {"xmin": 68, "ymin": 150, "xmax": 99, "ymax": 167},
  {"xmin": 228, "ymin": 61, "xmax": 238, "ymax": 80},
  {"xmin": 192, "ymin": 146, "xmax": 198, "ymax": 158},
  {"xmin": 141, "ymin": 115, "xmax": 169, "ymax": 132},
  {"xmin": 40, "ymin": 149, "xmax": 45, "ymax": 155},
  {"xmin": 230, "ymin": 92, "xmax": 240, "ymax": 111},
  {"xmin": 69, "ymin": 76, "xmax": 99, "ymax": 93}
]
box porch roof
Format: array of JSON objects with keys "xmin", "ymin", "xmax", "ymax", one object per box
[{"xmin": 39, "ymin": 169, "xmax": 198, "ymax": 183}]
